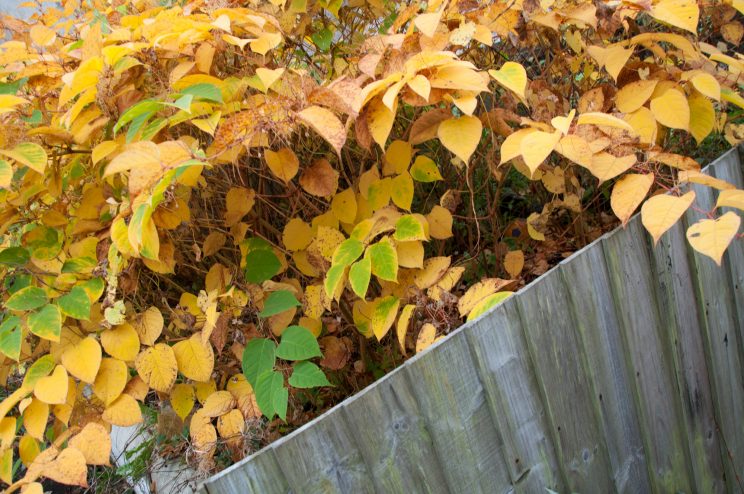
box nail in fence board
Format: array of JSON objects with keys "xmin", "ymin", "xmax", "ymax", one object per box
[
  {"xmin": 404, "ymin": 330, "xmax": 513, "ymax": 493},
  {"xmin": 203, "ymin": 448, "xmax": 289, "ymax": 494},
  {"xmin": 515, "ymin": 270, "xmax": 614, "ymax": 493},
  {"xmin": 466, "ymin": 300, "xmax": 562, "ymax": 493},
  {"xmin": 340, "ymin": 367, "xmax": 449, "ymax": 494},
  {"xmin": 559, "ymin": 244, "xmax": 650, "ymax": 493},
  {"xmin": 646, "ymin": 221, "xmax": 725, "ymax": 493},
  {"xmin": 270, "ymin": 407, "xmax": 374, "ymax": 493},
  {"xmin": 602, "ymin": 217, "xmax": 694, "ymax": 493},
  {"xmin": 684, "ymin": 179, "xmax": 744, "ymax": 485}
]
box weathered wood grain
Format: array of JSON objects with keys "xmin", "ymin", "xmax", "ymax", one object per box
[
  {"xmin": 466, "ymin": 300, "xmax": 562, "ymax": 493},
  {"xmin": 341, "ymin": 366, "xmax": 449, "ymax": 494},
  {"xmin": 646, "ymin": 221, "xmax": 725, "ymax": 493},
  {"xmin": 559, "ymin": 245, "xmax": 650, "ymax": 493},
  {"xmin": 202, "ymin": 447, "xmax": 289, "ymax": 494},
  {"xmin": 684, "ymin": 178, "xmax": 744, "ymax": 488},
  {"xmin": 270, "ymin": 406, "xmax": 374, "ymax": 493},
  {"xmin": 515, "ymin": 269, "xmax": 615, "ymax": 493},
  {"xmin": 602, "ymin": 217, "xmax": 695, "ymax": 493},
  {"xmin": 404, "ymin": 330, "xmax": 513, "ymax": 493}
]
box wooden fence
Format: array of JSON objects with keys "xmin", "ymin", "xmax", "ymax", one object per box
[{"xmin": 200, "ymin": 146, "xmax": 744, "ymax": 494}]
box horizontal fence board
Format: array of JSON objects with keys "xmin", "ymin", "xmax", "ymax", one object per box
[
  {"xmin": 466, "ymin": 300, "xmax": 561, "ymax": 493},
  {"xmin": 646, "ymin": 221, "xmax": 725, "ymax": 493},
  {"xmin": 341, "ymin": 367, "xmax": 449, "ymax": 494},
  {"xmin": 201, "ymin": 146, "xmax": 744, "ymax": 494},
  {"xmin": 559, "ymin": 244, "xmax": 650, "ymax": 493},
  {"xmin": 515, "ymin": 270, "xmax": 614, "ymax": 493},
  {"xmin": 405, "ymin": 331, "xmax": 513, "ymax": 493},
  {"xmin": 203, "ymin": 448, "xmax": 288, "ymax": 494},
  {"xmin": 684, "ymin": 179, "xmax": 744, "ymax": 487},
  {"xmin": 602, "ymin": 217, "xmax": 694, "ymax": 493}
]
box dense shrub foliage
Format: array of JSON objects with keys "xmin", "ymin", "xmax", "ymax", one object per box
[{"xmin": 0, "ymin": 0, "xmax": 742, "ymax": 489}]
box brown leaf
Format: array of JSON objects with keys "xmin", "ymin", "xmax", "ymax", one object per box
[
  {"xmin": 408, "ymin": 108, "xmax": 451, "ymax": 145},
  {"xmin": 319, "ymin": 336, "xmax": 351, "ymax": 370},
  {"xmin": 299, "ymin": 159, "xmax": 339, "ymax": 197},
  {"xmin": 210, "ymin": 312, "xmax": 230, "ymax": 355}
]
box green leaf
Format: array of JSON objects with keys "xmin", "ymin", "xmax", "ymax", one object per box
[
  {"xmin": 114, "ymin": 100, "xmax": 165, "ymax": 135},
  {"xmin": 410, "ymin": 155, "xmax": 443, "ymax": 182},
  {"xmin": 368, "ymin": 238, "xmax": 398, "ymax": 281},
  {"xmin": 467, "ymin": 292, "xmax": 513, "ymax": 321},
  {"xmin": 0, "ymin": 247, "xmax": 29, "ymax": 266},
  {"xmin": 311, "ymin": 27, "xmax": 333, "ymax": 52},
  {"xmin": 372, "ymin": 295, "xmax": 400, "ymax": 340},
  {"xmin": 5, "ymin": 286, "xmax": 48, "ymax": 311},
  {"xmin": 259, "ymin": 290, "xmax": 301, "ymax": 318},
  {"xmin": 0, "ymin": 78, "xmax": 27, "ymax": 95},
  {"xmin": 276, "ymin": 326, "xmax": 321, "ymax": 361},
  {"xmin": 0, "ymin": 143, "xmax": 47, "ymax": 174},
  {"xmin": 56, "ymin": 286, "xmax": 91, "ymax": 320},
  {"xmin": 348, "ymin": 256, "xmax": 371, "ymax": 298},
  {"xmin": 324, "ymin": 264, "xmax": 346, "ymax": 299},
  {"xmin": 394, "ymin": 215, "xmax": 427, "ymax": 242},
  {"xmin": 27, "ymin": 304, "xmax": 62, "ymax": 342},
  {"xmin": 173, "ymin": 94, "xmax": 193, "ymax": 112},
  {"xmin": 289, "ymin": 361, "xmax": 331, "ymax": 388},
  {"xmin": 255, "ymin": 371, "xmax": 288, "ymax": 420},
  {"xmin": 242, "ymin": 338, "xmax": 276, "ymax": 387},
  {"xmin": 61, "ymin": 257, "xmax": 97, "ymax": 274},
  {"xmin": 244, "ymin": 249, "xmax": 281, "ymax": 284},
  {"xmin": 180, "ymin": 83, "xmax": 223, "ymax": 103},
  {"xmin": 0, "ymin": 316, "xmax": 22, "ymax": 361},
  {"xmin": 331, "ymin": 238, "xmax": 364, "ymax": 267},
  {"xmin": 22, "ymin": 355, "xmax": 55, "ymax": 389}
]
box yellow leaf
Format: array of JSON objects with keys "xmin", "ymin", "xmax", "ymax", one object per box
[
  {"xmin": 331, "ymin": 188, "xmax": 357, "ymax": 224},
  {"xmin": 551, "ymin": 110, "xmax": 575, "ymax": 135},
  {"xmin": 414, "ymin": 10, "xmax": 443, "ymax": 37},
  {"xmin": 92, "ymin": 358, "xmax": 128, "ymax": 406},
  {"xmin": 649, "ymin": 0, "xmax": 699, "ymax": 34},
  {"xmin": 586, "ymin": 44, "xmax": 632, "ymax": 81},
  {"xmin": 576, "ymin": 112, "xmax": 636, "ymax": 133},
  {"xmin": 414, "ymin": 256, "xmax": 451, "ymax": 289},
  {"xmin": 678, "ymin": 170, "xmax": 734, "ymax": 190},
  {"xmin": 367, "ymin": 96, "xmax": 397, "ymax": 149},
  {"xmin": 33, "ymin": 365, "xmax": 68, "ymax": 405},
  {"xmin": 426, "ymin": 205, "xmax": 453, "ymax": 239},
  {"xmin": 488, "ymin": 62, "xmax": 528, "ymax": 99},
  {"xmin": 520, "ymin": 130, "xmax": 561, "ymax": 175},
  {"xmin": 61, "ymin": 337, "xmax": 101, "ymax": 384},
  {"xmin": 173, "ymin": 334, "xmax": 214, "ymax": 383},
  {"xmin": 611, "ymin": 173, "xmax": 655, "ymax": 226},
  {"xmin": 504, "ymin": 250, "xmax": 525, "ymax": 278},
  {"xmin": 396, "ymin": 304, "xmax": 416, "ymax": 356},
  {"xmin": 255, "ymin": 67, "xmax": 284, "ymax": 92},
  {"xmin": 586, "ymin": 152, "xmax": 637, "ymax": 182},
  {"xmin": 689, "ymin": 73, "xmax": 720, "ymax": 101},
  {"xmin": 29, "ymin": 24, "xmax": 57, "ymax": 47},
  {"xmin": 102, "ymin": 393, "xmax": 143, "ymax": 427},
  {"xmin": 688, "ymin": 90, "xmax": 715, "ymax": 144},
  {"xmin": 202, "ymin": 390, "xmax": 236, "ymax": 417},
  {"xmin": 103, "ymin": 141, "xmax": 160, "ymax": 178},
  {"xmin": 416, "ymin": 323, "xmax": 437, "ymax": 353},
  {"xmin": 297, "ymin": 106, "xmax": 346, "ymax": 155},
  {"xmin": 68, "ymin": 423, "xmax": 111, "ymax": 466},
  {"xmin": 407, "ymin": 74, "xmax": 431, "ymax": 101},
  {"xmin": 554, "ymin": 135, "xmax": 593, "ymax": 167},
  {"xmin": 717, "ymin": 189, "xmax": 744, "ymax": 210},
  {"xmin": 135, "ymin": 343, "xmax": 178, "ymax": 392},
  {"xmin": 641, "ymin": 190, "xmax": 696, "ymax": 244},
  {"xmin": 91, "ymin": 140, "xmax": 119, "ymax": 165},
  {"xmin": 283, "ymin": 218, "xmax": 313, "ymax": 251},
  {"xmin": 217, "ymin": 409, "xmax": 245, "ymax": 439},
  {"xmin": 19, "ymin": 436, "xmax": 40, "ymax": 466},
  {"xmin": 195, "ymin": 380, "xmax": 217, "ymax": 404},
  {"xmin": 647, "ymin": 151, "xmax": 700, "ymax": 171},
  {"xmin": 23, "ymin": 399, "xmax": 49, "ymax": 441},
  {"xmin": 171, "ymin": 384, "xmax": 196, "ymax": 421},
  {"xmin": 624, "ymin": 107, "xmax": 658, "ymax": 145},
  {"xmin": 101, "ymin": 323, "xmax": 140, "ymax": 362},
  {"xmin": 265, "ymin": 147, "xmax": 299, "ymax": 183},
  {"xmin": 371, "ymin": 296, "xmax": 400, "ymax": 341},
  {"xmin": 43, "ymin": 447, "xmax": 88, "ymax": 487},
  {"xmin": 686, "ymin": 212, "xmax": 740, "ymax": 265},
  {"xmin": 390, "ymin": 173, "xmax": 414, "ymax": 210},
  {"xmin": 383, "ymin": 140, "xmax": 413, "ymax": 176},
  {"xmin": 133, "ymin": 307, "xmax": 164, "ymax": 346},
  {"xmin": 650, "ymin": 88, "xmax": 689, "ymax": 130},
  {"xmin": 527, "ymin": 212, "xmax": 546, "ymax": 241},
  {"xmin": 224, "ymin": 187, "xmax": 256, "ymax": 226},
  {"xmin": 0, "ymin": 142, "xmax": 48, "ymax": 175},
  {"xmin": 458, "ymin": 278, "xmax": 515, "ymax": 317},
  {"xmin": 437, "ymin": 115, "xmax": 482, "ymax": 164},
  {"xmin": 397, "ymin": 241, "xmax": 425, "ymax": 269},
  {"xmin": 615, "ymin": 80, "xmax": 658, "ymax": 113}
]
